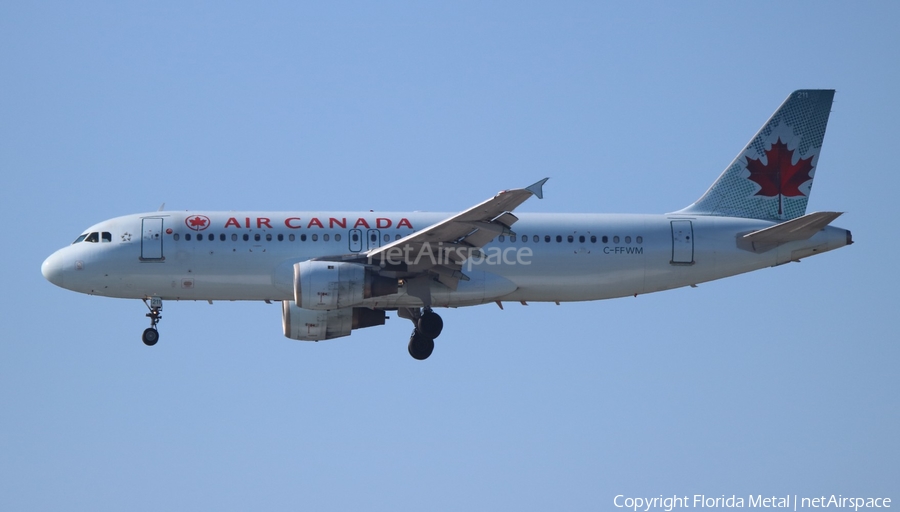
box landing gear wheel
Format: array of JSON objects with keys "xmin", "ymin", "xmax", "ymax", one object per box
[
  {"xmin": 408, "ymin": 330, "xmax": 435, "ymax": 360},
  {"xmin": 417, "ymin": 309, "xmax": 443, "ymax": 339},
  {"xmin": 142, "ymin": 327, "xmax": 159, "ymax": 346},
  {"xmin": 141, "ymin": 297, "xmax": 163, "ymax": 346}
]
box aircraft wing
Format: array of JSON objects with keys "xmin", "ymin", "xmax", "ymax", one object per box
[{"xmin": 364, "ymin": 178, "xmax": 548, "ymax": 288}]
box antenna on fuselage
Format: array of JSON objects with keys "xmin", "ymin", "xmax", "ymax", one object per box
[{"xmin": 158, "ymin": 203, "xmax": 165, "ymax": 211}]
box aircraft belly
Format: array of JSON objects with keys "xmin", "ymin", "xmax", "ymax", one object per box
[
  {"xmin": 485, "ymin": 247, "xmax": 650, "ymax": 302},
  {"xmin": 112, "ymin": 251, "xmax": 293, "ymax": 301}
]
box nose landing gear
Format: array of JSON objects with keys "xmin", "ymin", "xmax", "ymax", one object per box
[
  {"xmin": 141, "ymin": 297, "xmax": 162, "ymax": 346},
  {"xmin": 405, "ymin": 307, "xmax": 443, "ymax": 360}
]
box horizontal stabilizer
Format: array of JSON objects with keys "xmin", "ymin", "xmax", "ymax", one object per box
[{"xmin": 740, "ymin": 211, "xmax": 843, "ymax": 253}]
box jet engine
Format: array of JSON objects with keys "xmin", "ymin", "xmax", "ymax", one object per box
[
  {"xmin": 282, "ymin": 302, "xmax": 387, "ymax": 341},
  {"xmin": 294, "ymin": 261, "xmax": 397, "ymax": 310}
]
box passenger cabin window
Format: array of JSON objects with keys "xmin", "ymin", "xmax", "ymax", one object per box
[
  {"xmin": 323, "ymin": 234, "xmax": 330, "ymax": 242},
  {"xmin": 185, "ymin": 233, "xmax": 192, "ymax": 241},
  {"xmin": 174, "ymin": 234, "xmax": 180, "ymax": 241}
]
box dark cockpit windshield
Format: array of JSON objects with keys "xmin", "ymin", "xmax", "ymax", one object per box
[{"xmin": 72, "ymin": 232, "xmax": 112, "ymax": 244}]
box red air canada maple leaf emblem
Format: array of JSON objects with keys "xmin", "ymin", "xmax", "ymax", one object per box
[
  {"xmin": 745, "ymin": 138, "xmax": 814, "ymax": 215},
  {"xmin": 185, "ymin": 215, "xmax": 210, "ymax": 231}
]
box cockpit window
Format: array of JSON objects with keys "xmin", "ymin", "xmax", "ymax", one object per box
[
  {"xmin": 85, "ymin": 232, "xmax": 99, "ymax": 243},
  {"xmin": 72, "ymin": 234, "xmax": 88, "ymax": 244},
  {"xmin": 101, "ymin": 232, "xmax": 112, "ymax": 243}
]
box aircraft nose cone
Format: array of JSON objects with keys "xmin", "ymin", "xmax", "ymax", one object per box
[{"xmin": 41, "ymin": 252, "xmax": 65, "ymax": 287}]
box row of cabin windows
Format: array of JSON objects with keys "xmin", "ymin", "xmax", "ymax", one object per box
[
  {"xmin": 73, "ymin": 232, "xmax": 112, "ymax": 244},
  {"xmin": 172, "ymin": 232, "xmax": 643, "ymax": 245},
  {"xmin": 173, "ymin": 232, "xmax": 406, "ymax": 243},
  {"xmin": 497, "ymin": 234, "xmax": 643, "ymax": 244}
]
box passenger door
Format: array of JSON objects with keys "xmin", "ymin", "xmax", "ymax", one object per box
[
  {"xmin": 670, "ymin": 220, "xmax": 693, "ymax": 265},
  {"xmin": 141, "ymin": 217, "xmax": 164, "ymax": 260}
]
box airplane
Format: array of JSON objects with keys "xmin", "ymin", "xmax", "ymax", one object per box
[{"xmin": 42, "ymin": 90, "xmax": 851, "ymax": 360}]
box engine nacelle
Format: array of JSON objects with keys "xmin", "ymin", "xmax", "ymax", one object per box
[
  {"xmin": 294, "ymin": 260, "xmax": 397, "ymax": 310},
  {"xmin": 282, "ymin": 302, "xmax": 387, "ymax": 341}
]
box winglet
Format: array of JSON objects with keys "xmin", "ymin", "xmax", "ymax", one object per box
[{"xmin": 525, "ymin": 178, "xmax": 549, "ymax": 199}]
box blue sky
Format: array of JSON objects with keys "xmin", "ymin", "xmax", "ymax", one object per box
[{"xmin": 2, "ymin": 2, "xmax": 897, "ymax": 510}]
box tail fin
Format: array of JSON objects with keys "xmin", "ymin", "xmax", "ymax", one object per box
[{"xmin": 678, "ymin": 90, "xmax": 835, "ymax": 221}]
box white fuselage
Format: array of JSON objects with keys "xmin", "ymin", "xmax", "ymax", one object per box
[{"xmin": 41, "ymin": 210, "xmax": 851, "ymax": 308}]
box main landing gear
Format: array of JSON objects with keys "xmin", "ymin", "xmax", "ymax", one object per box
[
  {"xmin": 407, "ymin": 308, "xmax": 443, "ymax": 360},
  {"xmin": 141, "ymin": 297, "xmax": 162, "ymax": 346}
]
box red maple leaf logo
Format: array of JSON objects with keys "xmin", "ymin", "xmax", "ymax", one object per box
[
  {"xmin": 185, "ymin": 215, "xmax": 210, "ymax": 231},
  {"xmin": 745, "ymin": 138, "xmax": 814, "ymax": 215}
]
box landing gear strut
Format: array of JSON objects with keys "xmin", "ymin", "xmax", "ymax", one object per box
[
  {"xmin": 406, "ymin": 307, "xmax": 443, "ymax": 360},
  {"xmin": 141, "ymin": 297, "xmax": 162, "ymax": 346}
]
